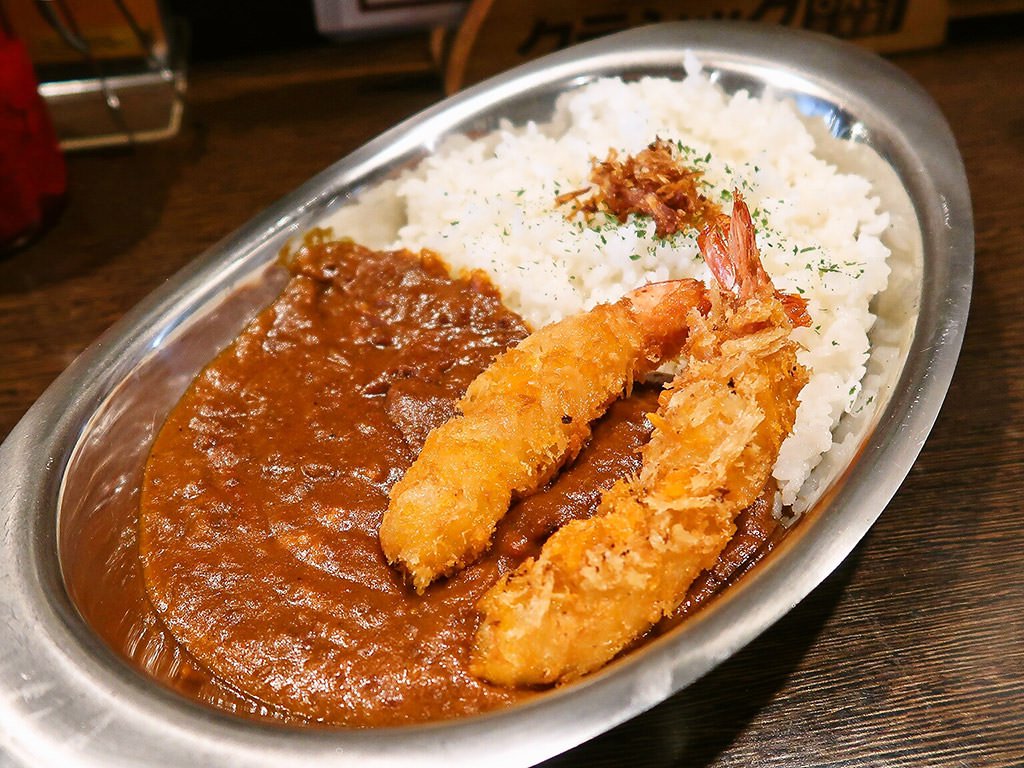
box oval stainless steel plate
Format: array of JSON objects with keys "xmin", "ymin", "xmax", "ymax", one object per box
[{"xmin": 0, "ymin": 21, "xmax": 972, "ymax": 768}]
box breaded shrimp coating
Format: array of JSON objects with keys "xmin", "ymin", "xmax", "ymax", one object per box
[
  {"xmin": 471, "ymin": 291, "xmax": 807, "ymax": 684},
  {"xmin": 471, "ymin": 195, "xmax": 809, "ymax": 685},
  {"xmin": 381, "ymin": 281, "xmax": 710, "ymax": 593}
]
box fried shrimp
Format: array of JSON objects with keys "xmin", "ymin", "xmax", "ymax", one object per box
[
  {"xmin": 381, "ymin": 278, "xmax": 712, "ymax": 592},
  {"xmin": 470, "ymin": 195, "xmax": 810, "ymax": 686}
]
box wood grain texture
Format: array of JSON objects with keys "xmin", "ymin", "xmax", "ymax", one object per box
[{"xmin": 1, "ymin": 27, "xmax": 1021, "ymax": 768}]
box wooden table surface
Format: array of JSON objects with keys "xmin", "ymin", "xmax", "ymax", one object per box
[{"xmin": 1, "ymin": 24, "xmax": 1021, "ymax": 768}]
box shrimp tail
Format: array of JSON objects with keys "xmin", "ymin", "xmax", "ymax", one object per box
[
  {"xmin": 700, "ymin": 192, "xmax": 811, "ymax": 328},
  {"xmin": 697, "ymin": 212, "xmax": 733, "ymax": 289},
  {"xmin": 774, "ymin": 290, "xmax": 812, "ymax": 329},
  {"xmin": 624, "ymin": 279, "xmax": 710, "ymax": 363}
]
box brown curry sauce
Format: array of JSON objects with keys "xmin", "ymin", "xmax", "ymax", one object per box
[{"xmin": 137, "ymin": 239, "xmax": 782, "ymax": 726}]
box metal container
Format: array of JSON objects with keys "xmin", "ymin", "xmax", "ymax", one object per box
[{"xmin": 0, "ymin": 21, "xmax": 972, "ymax": 768}]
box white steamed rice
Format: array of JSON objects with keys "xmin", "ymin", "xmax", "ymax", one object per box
[{"xmin": 324, "ymin": 66, "xmax": 892, "ymax": 513}]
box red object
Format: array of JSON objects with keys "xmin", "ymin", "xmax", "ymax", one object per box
[{"xmin": 0, "ymin": 32, "xmax": 66, "ymax": 250}]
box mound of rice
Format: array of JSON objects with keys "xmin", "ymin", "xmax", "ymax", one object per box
[{"xmin": 326, "ymin": 67, "xmax": 892, "ymax": 513}]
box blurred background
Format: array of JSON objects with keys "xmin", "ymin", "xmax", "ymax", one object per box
[{"xmin": 3, "ymin": 0, "xmax": 1020, "ymax": 157}]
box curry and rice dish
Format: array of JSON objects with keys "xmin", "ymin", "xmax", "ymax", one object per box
[{"xmin": 132, "ymin": 72, "xmax": 893, "ymax": 725}]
